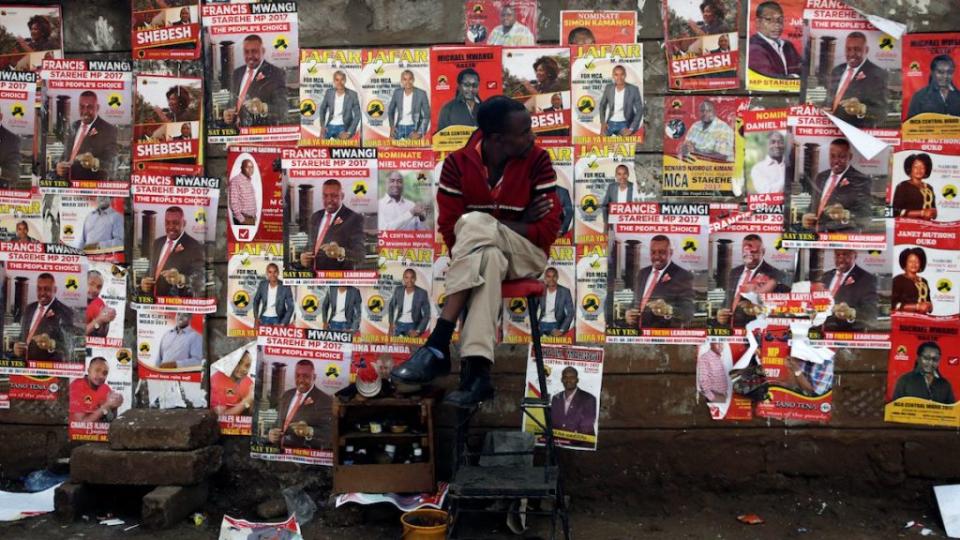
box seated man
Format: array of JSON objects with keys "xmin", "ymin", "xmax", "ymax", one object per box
[{"xmin": 392, "ymin": 96, "xmax": 561, "ymax": 407}]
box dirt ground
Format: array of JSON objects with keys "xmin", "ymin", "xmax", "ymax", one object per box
[{"xmin": 0, "ymin": 487, "xmax": 951, "ymax": 539}]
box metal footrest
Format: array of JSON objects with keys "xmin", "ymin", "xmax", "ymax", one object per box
[{"xmin": 450, "ymin": 465, "xmax": 559, "ymax": 498}]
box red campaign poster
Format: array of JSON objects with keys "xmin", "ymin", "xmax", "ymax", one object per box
[
  {"xmin": 430, "ymin": 46, "xmax": 502, "ymax": 153},
  {"xmin": 559, "ymin": 11, "xmax": 637, "ymax": 45},
  {"xmin": 133, "ymin": 74, "xmax": 203, "ymax": 172},
  {"xmin": 8, "ymin": 375, "xmax": 61, "ymax": 402},
  {"xmin": 662, "ymin": 0, "xmax": 740, "ymax": 91},
  {"xmin": 226, "ymin": 145, "xmax": 285, "ymax": 249},
  {"xmin": 0, "ymin": 70, "xmax": 38, "ymax": 204},
  {"xmin": 754, "ymin": 323, "xmax": 834, "ymax": 423},
  {"xmin": 884, "ymin": 313, "xmax": 960, "ymax": 427},
  {"xmin": 745, "ymin": 0, "xmax": 804, "ymax": 92},
  {"xmin": 0, "ymin": 4, "xmax": 63, "ymax": 71},
  {"xmin": 901, "ymin": 32, "xmax": 960, "ymax": 145},
  {"xmin": 662, "ymin": 96, "xmax": 746, "ymax": 196},
  {"xmin": 740, "ymin": 107, "xmax": 788, "ymax": 209},
  {"xmin": 696, "ymin": 339, "xmax": 754, "ymax": 421},
  {"xmin": 502, "ymin": 47, "xmax": 571, "ymax": 145},
  {"xmin": 465, "ymin": 0, "xmax": 537, "ymax": 46},
  {"xmin": 131, "ymin": 0, "xmax": 201, "ymax": 60}
]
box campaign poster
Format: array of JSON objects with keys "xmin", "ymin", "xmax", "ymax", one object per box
[
  {"xmin": 131, "ymin": 0, "xmax": 201, "ymax": 60},
  {"xmin": 0, "ymin": 196, "xmax": 44, "ymax": 243},
  {"xmin": 7, "ymin": 374, "xmax": 60, "ymax": 403},
  {"xmin": 891, "ymin": 220, "xmax": 960, "ymax": 319},
  {"xmin": 707, "ymin": 207, "xmax": 796, "ymax": 342},
  {"xmin": 745, "ymin": 0, "xmax": 804, "ymax": 92},
  {"xmin": 740, "ymin": 107, "xmax": 788, "ymax": 208},
  {"xmin": 570, "ymin": 44, "xmax": 644, "ymax": 145},
  {"xmin": 131, "ymin": 173, "xmax": 219, "ymax": 312},
  {"xmin": 136, "ymin": 310, "xmax": 205, "ymax": 385},
  {"xmin": 133, "ymin": 74, "xmax": 203, "ymax": 171},
  {"xmin": 68, "ymin": 345, "xmax": 133, "ymax": 442},
  {"xmin": 891, "ymin": 149, "xmax": 960, "ymax": 223},
  {"xmin": 783, "ymin": 104, "xmax": 891, "ymax": 250},
  {"xmin": 38, "ymin": 59, "xmax": 133, "ymax": 197},
  {"xmin": 377, "ymin": 242, "xmax": 433, "ymax": 346},
  {"xmin": 605, "ymin": 203, "xmax": 710, "ymax": 345},
  {"xmin": 522, "ymin": 344, "xmax": 602, "ymax": 450},
  {"xmin": 299, "ymin": 48, "xmax": 363, "ymax": 147},
  {"xmin": 575, "ymin": 242, "xmax": 606, "ymax": 345},
  {"xmin": 753, "ymin": 321, "xmax": 835, "ymax": 423},
  {"xmin": 0, "ymin": 4, "xmax": 63, "ymax": 71},
  {"xmin": 201, "ymin": 1, "xmax": 299, "ymax": 144},
  {"xmin": 0, "ymin": 70, "xmax": 37, "ymax": 201},
  {"xmin": 227, "ymin": 245, "xmax": 286, "ymax": 338},
  {"xmin": 226, "ymin": 145, "xmax": 285, "ymax": 248},
  {"xmin": 901, "ymin": 33, "xmax": 960, "ymax": 144},
  {"xmin": 662, "ymin": 96, "xmax": 746, "ymax": 197},
  {"xmin": 85, "ymin": 260, "xmax": 127, "ymax": 350},
  {"xmin": 800, "ymin": 2, "xmax": 901, "ymax": 132},
  {"xmin": 377, "ymin": 148, "xmax": 434, "ymax": 246},
  {"xmin": 430, "ymin": 243, "xmax": 460, "ymax": 343},
  {"xmin": 662, "ymin": 0, "xmax": 739, "ymax": 91},
  {"xmin": 430, "ymin": 45, "xmax": 501, "ymax": 152},
  {"xmin": 137, "ymin": 378, "xmax": 206, "ymax": 410},
  {"xmin": 884, "ymin": 314, "xmax": 960, "ymax": 427},
  {"xmin": 218, "ymin": 515, "xmax": 301, "ymax": 540},
  {"xmin": 465, "ymin": 0, "xmax": 537, "ymax": 46},
  {"xmin": 48, "ymin": 195, "xmax": 125, "ymax": 262},
  {"xmin": 696, "ymin": 339, "xmax": 754, "ymax": 421},
  {"xmin": 281, "ymin": 147, "xmax": 378, "ymax": 286},
  {"xmin": 359, "ymin": 48, "xmax": 432, "ymax": 148},
  {"xmin": 545, "ymin": 146, "xmax": 575, "ymax": 246},
  {"xmin": 0, "ymin": 244, "xmax": 86, "ymax": 378},
  {"xmin": 559, "ymin": 10, "xmax": 637, "ymax": 45},
  {"xmin": 503, "ymin": 47, "xmax": 571, "ymax": 145},
  {"xmin": 210, "ymin": 342, "xmax": 257, "ymax": 436},
  {"xmin": 573, "ymin": 142, "xmax": 637, "ymax": 246},
  {"xmin": 251, "ymin": 325, "xmax": 352, "ymax": 466},
  {"xmin": 503, "ymin": 243, "xmax": 575, "ymax": 346}
]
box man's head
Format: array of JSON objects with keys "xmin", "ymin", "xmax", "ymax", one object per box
[
  {"xmin": 87, "ymin": 270, "xmax": 103, "ymax": 301},
  {"xmin": 457, "ymin": 68, "xmax": 481, "ymax": 102},
  {"xmin": 321, "ymin": 179, "xmax": 343, "ymax": 214},
  {"xmin": 294, "ymin": 359, "xmax": 316, "ymax": 393},
  {"xmin": 97, "ymin": 196, "xmax": 111, "ymax": 210},
  {"xmin": 27, "ymin": 15, "xmax": 51, "ymax": 43},
  {"xmin": 767, "ymin": 131, "xmax": 786, "ymax": 161},
  {"xmin": 241, "ymin": 159, "xmax": 254, "ymax": 178},
  {"xmin": 916, "ymin": 341, "xmax": 942, "ymax": 374},
  {"xmin": 698, "ymin": 100, "xmax": 716, "ymax": 123},
  {"xmin": 265, "ymin": 263, "xmax": 279, "ymax": 285},
  {"xmin": 402, "ymin": 268, "xmax": 416, "ymax": 289},
  {"xmin": 333, "ymin": 70, "xmax": 346, "ymax": 91},
  {"xmin": 375, "ymin": 354, "xmax": 394, "ymax": 380},
  {"xmin": 477, "ymin": 95, "xmax": 534, "ymax": 160},
  {"xmin": 741, "ymin": 234, "xmax": 764, "ymax": 269},
  {"xmin": 844, "ymin": 32, "xmax": 868, "ymax": 69},
  {"xmin": 400, "ymin": 69, "xmax": 415, "ymax": 91},
  {"xmin": 709, "ymin": 342, "xmax": 724, "ymax": 354},
  {"xmin": 387, "ymin": 171, "xmax": 404, "ymax": 200},
  {"xmin": 164, "ymin": 206, "xmax": 186, "ymax": 241},
  {"xmin": 175, "ymin": 312, "xmax": 191, "ymax": 329},
  {"xmin": 36, "ymin": 273, "xmax": 56, "ymax": 306},
  {"xmin": 179, "ymin": 7, "xmax": 191, "ymax": 23},
  {"xmin": 561, "ymin": 366, "xmax": 579, "ymax": 391},
  {"xmin": 86, "ymin": 357, "xmax": 109, "ymax": 388},
  {"xmin": 615, "ymin": 164, "xmax": 630, "ymax": 187},
  {"xmin": 550, "ymin": 93, "xmax": 563, "ymax": 110},
  {"xmin": 179, "ymin": 123, "xmax": 192, "ymax": 138},
  {"xmin": 568, "ymin": 27, "xmax": 595, "ymax": 45},
  {"xmin": 612, "ymin": 65, "xmax": 627, "ymax": 87},
  {"xmin": 15, "ymin": 220, "xmax": 29, "ymax": 240},
  {"xmin": 499, "ymin": 5, "xmax": 516, "ymax": 29},
  {"xmin": 828, "ymin": 138, "xmax": 853, "ymax": 175},
  {"xmin": 544, "ymin": 267, "xmax": 559, "ymax": 288},
  {"xmin": 649, "ymin": 235, "xmax": 672, "ymax": 271},
  {"xmin": 242, "ymin": 35, "xmax": 265, "ymax": 70},
  {"xmin": 233, "ymin": 351, "xmax": 252, "ymax": 379},
  {"xmin": 78, "ymin": 91, "xmax": 99, "ymax": 125},
  {"xmin": 755, "ymin": 1, "xmax": 784, "ymax": 40},
  {"xmin": 717, "ymin": 33, "xmax": 731, "ymax": 51},
  {"xmin": 833, "ymin": 249, "xmax": 857, "ymax": 274},
  {"xmin": 930, "ymin": 55, "xmax": 956, "ymax": 92}
]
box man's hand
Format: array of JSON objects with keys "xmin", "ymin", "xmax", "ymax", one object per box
[
  {"xmin": 832, "ymin": 302, "xmax": 856, "ymax": 322},
  {"xmin": 268, "ymin": 427, "xmax": 281, "ymax": 444},
  {"xmin": 801, "ymin": 213, "xmax": 818, "ymax": 229},
  {"xmin": 410, "ymin": 130, "xmax": 421, "ymax": 139},
  {"xmin": 95, "ymin": 307, "xmax": 116, "ymax": 325},
  {"xmin": 140, "ymin": 276, "xmax": 156, "ymax": 293},
  {"xmin": 825, "ymin": 204, "xmax": 849, "ymax": 223},
  {"xmin": 322, "ymin": 242, "xmax": 345, "ymax": 260},
  {"xmin": 411, "ymin": 203, "xmax": 426, "ymax": 218},
  {"xmin": 337, "ymin": 131, "xmax": 351, "ymax": 139},
  {"xmin": 159, "ymin": 360, "xmax": 179, "ymax": 369},
  {"xmin": 56, "ymin": 161, "xmax": 70, "ymax": 177},
  {"xmin": 618, "ymin": 128, "xmax": 634, "ymax": 136},
  {"xmin": 300, "ymin": 251, "xmax": 315, "ymax": 269},
  {"xmin": 407, "ymin": 330, "xmax": 420, "ymax": 338},
  {"xmin": 600, "ymin": 123, "xmax": 607, "ymax": 135},
  {"xmin": 389, "ymin": 128, "xmax": 396, "ymax": 139},
  {"xmin": 13, "ymin": 341, "xmax": 26, "ymax": 358},
  {"xmin": 550, "ymin": 329, "xmax": 563, "ymax": 337},
  {"xmin": 106, "ymin": 391, "xmax": 123, "ymax": 409},
  {"xmin": 161, "ymin": 268, "xmax": 186, "ymax": 287},
  {"xmin": 520, "ymin": 194, "xmax": 553, "ymax": 223},
  {"xmin": 716, "ymin": 307, "xmax": 732, "ymax": 325},
  {"xmin": 291, "ymin": 421, "xmax": 313, "ymax": 439},
  {"xmin": 242, "ymin": 392, "xmax": 254, "ymax": 409},
  {"xmin": 624, "ymin": 308, "xmax": 640, "ymax": 327}
]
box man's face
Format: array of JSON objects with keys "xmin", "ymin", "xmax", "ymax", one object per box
[
  {"xmin": 333, "ymin": 72, "xmax": 346, "ymax": 91},
  {"xmin": 828, "ymin": 143, "xmax": 852, "ymax": 174},
  {"xmin": 235, "ymin": 354, "xmax": 252, "ymax": 378},
  {"xmin": 15, "ymin": 222, "xmax": 27, "ymax": 239},
  {"xmin": 387, "ymin": 172, "xmax": 403, "ymax": 199},
  {"xmin": 87, "ymin": 360, "xmax": 108, "ymax": 387},
  {"xmin": 242, "ymin": 39, "xmax": 264, "ymax": 70},
  {"xmin": 572, "ymin": 31, "xmax": 594, "ymax": 45},
  {"xmin": 612, "ymin": 67, "xmax": 626, "ymax": 86},
  {"xmin": 845, "ymin": 36, "xmax": 868, "ymax": 68},
  {"xmin": 294, "ymin": 363, "xmax": 315, "ymax": 393},
  {"xmin": 834, "ymin": 249, "xmax": 856, "ymax": 273},
  {"xmin": 36, "ymin": 277, "xmax": 56, "ymax": 306},
  {"xmin": 97, "ymin": 196, "xmax": 111, "ymax": 210},
  {"xmin": 767, "ymin": 132, "xmax": 785, "ymax": 160},
  {"xmin": 375, "ymin": 356, "xmax": 394, "ymax": 380},
  {"xmin": 176, "ymin": 313, "xmax": 191, "ymax": 329},
  {"xmin": 87, "ymin": 275, "xmax": 103, "ymax": 301},
  {"xmin": 400, "ymin": 71, "xmax": 414, "ymax": 90},
  {"xmin": 266, "ymin": 265, "xmax": 279, "ymax": 284},
  {"xmin": 919, "ymin": 346, "xmax": 941, "ymax": 374},
  {"xmin": 500, "ymin": 8, "xmax": 516, "ymax": 27},
  {"xmin": 717, "ymin": 34, "xmax": 730, "ymax": 50},
  {"xmin": 710, "ymin": 342, "xmax": 723, "ymax": 355},
  {"xmin": 551, "ymin": 94, "xmax": 563, "ymax": 109},
  {"xmin": 544, "ymin": 269, "xmax": 558, "ymax": 288},
  {"xmin": 322, "ymin": 184, "xmax": 343, "ymax": 213},
  {"xmin": 561, "ymin": 369, "xmax": 578, "ymax": 391},
  {"xmin": 164, "ymin": 210, "xmax": 185, "ymax": 240},
  {"xmin": 756, "ymin": 6, "xmax": 784, "ymax": 40},
  {"xmin": 179, "ymin": 7, "xmax": 190, "ymax": 23},
  {"xmin": 499, "ymin": 110, "xmax": 535, "ymax": 159},
  {"xmin": 699, "ymin": 102, "xmax": 716, "ymax": 123},
  {"xmin": 180, "ymin": 123, "xmax": 192, "ymax": 138},
  {"xmin": 241, "ymin": 160, "xmax": 254, "ymax": 178},
  {"xmin": 742, "ymin": 239, "xmax": 764, "ymax": 268},
  {"xmin": 459, "ymin": 74, "xmax": 480, "ymax": 101},
  {"xmin": 78, "ymin": 95, "xmax": 98, "ymax": 124},
  {"xmin": 933, "ymin": 60, "xmax": 955, "ymax": 91},
  {"xmin": 649, "ymin": 240, "xmax": 672, "ymax": 270},
  {"xmin": 615, "ymin": 166, "xmax": 629, "ymax": 186},
  {"xmin": 402, "ymin": 270, "xmax": 416, "ymax": 288}
]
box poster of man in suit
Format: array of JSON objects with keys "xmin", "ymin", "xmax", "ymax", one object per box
[
  {"xmin": 811, "ymin": 248, "xmax": 888, "ymax": 341},
  {"xmin": 379, "ymin": 249, "xmax": 433, "ymax": 346},
  {"xmin": 134, "ymin": 310, "xmax": 206, "ymax": 409},
  {"xmin": 573, "ymin": 142, "xmax": 638, "ymax": 245},
  {"xmin": 298, "ymin": 48, "xmax": 363, "ymax": 146},
  {"xmin": 571, "ymin": 43, "xmax": 644, "ymax": 144},
  {"xmin": 522, "ymin": 344, "xmax": 603, "ymax": 451},
  {"xmin": 359, "ymin": 48, "xmax": 431, "ymax": 147},
  {"xmin": 40, "ymin": 59, "xmax": 132, "ymax": 195},
  {"xmin": 745, "ymin": 0, "xmax": 803, "ymax": 92},
  {"xmin": 201, "ymin": 2, "xmax": 299, "ymax": 144},
  {"xmin": 0, "ymin": 71, "xmax": 37, "ymax": 192},
  {"xmin": 227, "ymin": 250, "xmax": 286, "ymax": 338},
  {"xmin": 282, "ymin": 147, "xmax": 378, "ymax": 285}
]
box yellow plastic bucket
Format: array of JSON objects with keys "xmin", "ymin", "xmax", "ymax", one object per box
[{"xmin": 400, "ymin": 509, "xmax": 448, "ymax": 539}]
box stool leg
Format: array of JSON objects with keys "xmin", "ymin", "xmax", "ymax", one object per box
[{"xmin": 527, "ymin": 295, "xmax": 556, "ymax": 474}]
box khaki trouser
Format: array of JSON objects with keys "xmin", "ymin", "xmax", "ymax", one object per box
[{"xmin": 446, "ymin": 212, "xmax": 547, "ymax": 361}]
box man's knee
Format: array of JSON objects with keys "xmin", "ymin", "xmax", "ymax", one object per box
[{"xmin": 455, "ymin": 211, "xmax": 497, "ymax": 235}]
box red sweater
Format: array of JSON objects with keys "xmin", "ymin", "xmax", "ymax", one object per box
[{"xmin": 437, "ymin": 130, "xmax": 561, "ymax": 254}]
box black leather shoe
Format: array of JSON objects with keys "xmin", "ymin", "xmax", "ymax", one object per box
[
  {"xmin": 444, "ymin": 373, "xmax": 495, "ymax": 408},
  {"xmin": 391, "ymin": 347, "xmax": 450, "ymax": 385}
]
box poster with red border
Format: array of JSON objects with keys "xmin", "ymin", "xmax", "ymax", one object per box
[
  {"xmin": 430, "ymin": 45, "xmax": 502, "ymax": 153},
  {"xmin": 662, "ymin": 0, "xmax": 739, "ymax": 91},
  {"xmin": 901, "ymin": 32, "xmax": 960, "ymax": 146},
  {"xmin": 466, "ymin": 0, "xmax": 537, "ymax": 46},
  {"xmin": 559, "ymin": 11, "xmax": 637, "ymax": 45},
  {"xmin": 131, "ymin": 0, "xmax": 201, "ymax": 61},
  {"xmin": 503, "ymin": 47, "xmax": 571, "ymax": 145},
  {"xmin": 0, "ymin": 4, "xmax": 63, "ymax": 71},
  {"xmin": 662, "ymin": 96, "xmax": 746, "ymax": 196}
]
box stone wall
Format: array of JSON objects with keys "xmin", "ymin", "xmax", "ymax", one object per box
[{"xmin": 2, "ymin": 0, "xmax": 960, "ymax": 506}]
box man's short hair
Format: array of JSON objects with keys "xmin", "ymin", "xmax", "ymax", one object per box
[
  {"xmin": 166, "ymin": 205, "xmax": 185, "ymax": 217},
  {"xmin": 612, "ymin": 64, "xmax": 627, "ymax": 75},
  {"xmin": 846, "ymin": 31, "xmax": 867, "ymax": 43},
  {"xmin": 38, "ymin": 272, "xmax": 55, "ymax": 283},
  {"xmin": 88, "ymin": 269, "xmax": 103, "ymax": 280},
  {"xmin": 562, "ymin": 366, "xmax": 579, "ymax": 377},
  {"xmin": 265, "ymin": 262, "xmax": 279, "ymax": 272},
  {"xmin": 79, "ymin": 90, "xmax": 97, "ymax": 101},
  {"xmin": 403, "ymin": 268, "xmax": 416, "ymax": 277},
  {"xmin": 333, "ymin": 70, "xmax": 346, "ymax": 79},
  {"xmin": 699, "ymin": 100, "xmax": 716, "ymax": 111},
  {"xmin": 16, "ymin": 220, "xmax": 28, "ymax": 228},
  {"xmin": 243, "ymin": 34, "xmax": 263, "ymax": 45},
  {"xmin": 650, "ymin": 234, "xmax": 671, "ymax": 245},
  {"xmin": 931, "ymin": 54, "xmax": 956, "ymax": 72},
  {"xmin": 830, "ymin": 138, "xmax": 851, "ymax": 152},
  {"xmin": 545, "ymin": 266, "xmax": 558, "ymax": 276},
  {"xmin": 89, "ymin": 356, "xmax": 107, "ymax": 368},
  {"xmin": 401, "ymin": 69, "xmax": 414, "ymax": 79},
  {"xmin": 322, "ymin": 179, "xmax": 342, "ymax": 189},
  {"xmin": 456, "ymin": 68, "xmax": 480, "ymax": 85},
  {"xmin": 567, "ymin": 27, "xmax": 594, "ymax": 44},
  {"xmin": 241, "ymin": 158, "xmax": 253, "ymax": 169},
  {"xmin": 296, "ymin": 359, "xmax": 314, "ymax": 370},
  {"xmin": 743, "ymin": 233, "xmax": 763, "ymax": 244},
  {"xmin": 917, "ymin": 341, "xmax": 941, "ymax": 357},
  {"xmin": 755, "ymin": 1, "xmax": 783, "ymax": 17},
  {"xmin": 615, "ymin": 164, "xmax": 630, "ymax": 174},
  {"xmin": 477, "ymin": 95, "xmax": 526, "ymax": 135}
]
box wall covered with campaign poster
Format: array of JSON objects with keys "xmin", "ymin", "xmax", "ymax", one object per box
[
  {"xmin": 201, "ymin": 1, "xmax": 299, "ymax": 144},
  {"xmin": 901, "ymin": 33, "xmax": 960, "ymax": 145},
  {"xmin": 571, "ymin": 44, "xmax": 644, "ymax": 144},
  {"xmin": 662, "ymin": 0, "xmax": 740, "ymax": 91},
  {"xmin": 299, "ymin": 48, "xmax": 362, "ymax": 147},
  {"xmin": 360, "ymin": 48, "xmax": 432, "ymax": 148}
]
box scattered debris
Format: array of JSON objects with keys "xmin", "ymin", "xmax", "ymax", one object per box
[{"xmin": 737, "ymin": 514, "xmax": 764, "ymax": 525}]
